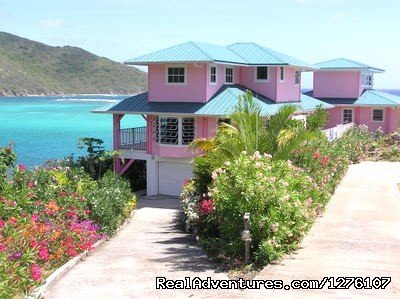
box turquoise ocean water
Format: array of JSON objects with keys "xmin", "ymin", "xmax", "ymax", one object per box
[{"xmin": 0, "ymin": 95, "xmax": 145, "ymax": 167}]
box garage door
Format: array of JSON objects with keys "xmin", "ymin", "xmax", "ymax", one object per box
[{"xmin": 158, "ymin": 162, "xmax": 193, "ymax": 196}]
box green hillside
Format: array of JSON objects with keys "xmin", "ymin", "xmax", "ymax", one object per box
[{"xmin": 0, "ymin": 32, "xmax": 147, "ymax": 96}]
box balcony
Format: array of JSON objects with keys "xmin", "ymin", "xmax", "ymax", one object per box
[{"xmin": 119, "ymin": 126, "xmax": 147, "ymax": 151}]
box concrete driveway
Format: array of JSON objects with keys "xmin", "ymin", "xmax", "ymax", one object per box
[{"xmin": 46, "ymin": 162, "xmax": 400, "ymax": 298}]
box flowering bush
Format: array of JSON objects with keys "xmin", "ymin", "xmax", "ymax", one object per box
[
  {"xmin": 182, "ymin": 152, "xmax": 324, "ymax": 266},
  {"xmin": 0, "ymin": 147, "xmax": 135, "ymax": 297}
]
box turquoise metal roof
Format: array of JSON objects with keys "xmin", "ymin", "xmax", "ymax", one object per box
[
  {"xmin": 125, "ymin": 41, "xmax": 314, "ymax": 69},
  {"xmin": 228, "ymin": 43, "xmax": 315, "ymax": 70},
  {"xmin": 307, "ymin": 89, "xmax": 400, "ymax": 107},
  {"xmin": 125, "ymin": 41, "xmax": 247, "ymax": 65},
  {"xmin": 93, "ymin": 85, "xmax": 332, "ymax": 116},
  {"xmin": 195, "ymin": 86, "xmax": 333, "ymax": 116},
  {"xmin": 356, "ymin": 90, "xmax": 400, "ymax": 106},
  {"xmin": 314, "ymin": 58, "xmax": 384, "ymax": 73}
]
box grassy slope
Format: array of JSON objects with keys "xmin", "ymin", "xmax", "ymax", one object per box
[{"xmin": 0, "ymin": 32, "xmax": 147, "ymax": 96}]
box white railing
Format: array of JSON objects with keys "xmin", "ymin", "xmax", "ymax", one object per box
[{"xmin": 323, "ymin": 122, "xmax": 354, "ymax": 141}]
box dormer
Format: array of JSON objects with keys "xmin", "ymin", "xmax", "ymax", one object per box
[{"xmin": 313, "ymin": 58, "xmax": 384, "ymax": 98}]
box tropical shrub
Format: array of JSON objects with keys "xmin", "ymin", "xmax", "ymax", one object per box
[
  {"xmin": 0, "ymin": 146, "xmax": 135, "ymax": 297},
  {"xmin": 83, "ymin": 171, "xmax": 136, "ymax": 234}
]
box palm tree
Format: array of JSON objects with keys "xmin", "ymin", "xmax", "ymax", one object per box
[{"xmin": 192, "ymin": 90, "xmax": 314, "ymax": 161}]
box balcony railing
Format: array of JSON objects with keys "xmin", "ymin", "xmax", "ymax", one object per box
[{"xmin": 119, "ymin": 126, "xmax": 147, "ymax": 151}]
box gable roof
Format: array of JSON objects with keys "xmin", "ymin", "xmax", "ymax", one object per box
[
  {"xmin": 228, "ymin": 43, "xmax": 315, "ymax": 69},
  {"xmin": 306, "ymin": 89, "xmax": 400, "ymax": 106},
  {"xmin": 314, "ymin": 58, "xmax": 384, "ymax": 73},
  {"xmin": 93, "ymin": 85, "xmax": 333, "ymax": 117},
  {"xmin": 125, "ymin": 41, "xmax": 315, "ymax": 69}
]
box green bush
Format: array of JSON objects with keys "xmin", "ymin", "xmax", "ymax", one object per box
[{"xmin": 83, "ymin": 171, "xmax": 136, "ymax": 234}]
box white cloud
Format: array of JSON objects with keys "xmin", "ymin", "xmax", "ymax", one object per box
[
  {"xmin": 333, "ymin": 12, "xmax": 344, "ymax": 20},
  {"xmin": 39, "ymin": 19, "xmax": 64, "ymax": 28}
]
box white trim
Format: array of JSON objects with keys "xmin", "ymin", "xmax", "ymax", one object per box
[
  {"xmin": 279, "ymin": 67, "xmax": 285, "ymax": 82},
  {"xmin": 342, "ymin": 108, "xmax": 354, "ymax": 124},
  {"xmin": 165, "ymin": 64, "xmax": 187, "ymax": 85},
  {"xmin": 209, "ymin": 64, "xmax": 217, "ymax": 85},
  {"xmin": 371, "ymin": 108, "xmax": 385, "ymax": 122},
  {"xmin": 224, "ymin": 66, "xmax": 234, "ymax": 84},
  {"xmin": 254, "ymin": 66, "xmax": 270, "ymax": 82}
]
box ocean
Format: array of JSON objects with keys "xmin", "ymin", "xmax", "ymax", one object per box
[{"xmin": 0, "ymin": 95, "xmax": 145, "ymax": 167}]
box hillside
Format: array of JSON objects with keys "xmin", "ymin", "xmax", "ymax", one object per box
[{"xmin": 0, "ymin": 32, "xmax": 147, "ymax": 96}]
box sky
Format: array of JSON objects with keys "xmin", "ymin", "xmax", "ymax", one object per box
[{"xmin": 0, "ymin": 0, "xmax": 399, "ymax": 88}]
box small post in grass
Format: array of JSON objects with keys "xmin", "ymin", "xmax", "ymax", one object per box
[{"xmin": 241, "ymin": 212, "xmax": 251, "ymax": 265}]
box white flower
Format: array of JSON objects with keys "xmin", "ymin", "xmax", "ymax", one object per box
[{"xmin": 224, "ymin": 161, "xmax": 231, "ymax": 167}]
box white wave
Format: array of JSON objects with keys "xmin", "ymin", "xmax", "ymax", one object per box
[{"xmin": 56, "ymin": 98, "xmax": 120, "ymax": 103}]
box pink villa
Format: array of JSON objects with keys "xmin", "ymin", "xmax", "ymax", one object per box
[{"xmin": 94, "ymin": 42, "xmax": 400, "ymax": 196}]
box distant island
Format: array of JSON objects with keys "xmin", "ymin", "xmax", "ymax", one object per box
[{"xmin": 0, "ymin": 32, "xmax": 147, "ymax": 96}]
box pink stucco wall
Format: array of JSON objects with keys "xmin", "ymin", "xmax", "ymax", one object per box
[
  {"xmin": 314, "ymin": 71, "xmax": 362, "ymax": 98},
  {"xmin": 239, "ymin": 66, "xmax": 277, "ymax": 101},
  {"xmin": 276, "ymin": 67, "xmax": 301, "ymax": 102},
  {"xmin": 148, "ymin": 64, "xmax": 207, "ymax": 102},
  {"xmin": 326, "ymin": 106, "xmax": 399, "ymax": 134}
]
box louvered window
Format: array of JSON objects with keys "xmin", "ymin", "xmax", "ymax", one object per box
[
  {"xmin": 153, "ymin": 116, "xmax": 195, "ymax": 145},
  {"xmin": 160, "ymin": 117, "xmax": 179, "ymax": 145},
  {"xmin": 182, "ymin": 118, "xmax": 195, "ymax": 145}
]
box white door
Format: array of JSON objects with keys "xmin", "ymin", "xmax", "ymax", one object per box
[{"xmin": 158, "ymin": 162, "xmax": 193, "ymax": 196}]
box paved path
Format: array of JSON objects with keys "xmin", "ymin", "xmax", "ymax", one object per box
[
  {"xmin": 46, "ymin": 162, "xmax": 400, "ymax": 298},
  {"xmin": 254, "ymin": 162, "xmax": 400, "ymax": 298}
]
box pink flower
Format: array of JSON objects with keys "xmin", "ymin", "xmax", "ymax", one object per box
[
  {"xmin": 321, "ymin": 156, "xmax": 329, "ymax": 166},
  {"xmin": 313, "ymin": 151, "xmax": 321, "ymax": 159},
  {"xmin": 84, "ymin": 209, "xmax": 90, "ymax": 216},
  {"xmin": 28, "ymin": 181, "xmax": 35, "ymax": 188},
  {"xmin": 0, "ymin": 244, "xmax": 6, "ymax": 253},
  {"xmin": 31, "ymin": 213, "xmax": 39, "ymax": 222},
  {"xmin": 0, "ymin": 220, "xmax": 5, "ymax": 228},
  {"xmin": 18, "ymin": 164, "xmax": 26, "ymax": 172},
  {"xmin": 66, "ymin": 246, "xmax": 77, "ymax": 257},
  {"xmin": 39, "ymin": 247, "xmax": 48, "ymax": 261},
  {"xmin": 30, "ymin": 264, "xmax": 42, "ymax": 282},
  {"xmin": 200, "ymin": 199, "xmax": 214, "ymax": 214}
]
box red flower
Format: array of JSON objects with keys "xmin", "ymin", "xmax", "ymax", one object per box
[
  {"xmin": 66, "ymin": 246, "xmax": 77, "ymax": 257},
  {"xmin": 8, "ymin": 217, "xmax": 17, "ymax": 225},
  {"xmin": 18, "ymin": 164, "xmax": 26, "ymax": 172},
  {"xmin": 0, "ymin": 220, "xmax": 5, "ymax": 228},
  {"xmin": 30, "ymin": 264, "xmax": 42, "ymax": 282},
  {"xmin": 84, "ymin": 209, "xmax": 90, "ymax": 216},
  {"xmin": 28, "ymin": 181, "xmax": 35, "ymax": 189},
  {"xmin": 321, "ymin": 156, "xmax": 329, "ymax": 166},
  {"xmin": 200, "ymin": 199, "xmax": 214, "ymax": 214},
  {"xmin": 313, "ymin": 151, "xmax": 321, "ymax": 159}
]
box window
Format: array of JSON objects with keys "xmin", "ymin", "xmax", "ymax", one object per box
[
  {"xmin": 159, "ymin": 117, "xmax": 179, "ymax": 144},
  {"xmin": 182, "ymin": 118, "xmax": 195, "ymax": 144},
  {"xmin": 209, "ymin": 65, "xmax": 217, "ymax": 84},
  {"xmin": 280, "ymin": 67, "xmax": 285, "ymax": 82},
  {"xmin": 153, "ymin": 116, "xmax": 195, "ymax": 145},
  {"xmin": 225, "ymin": 67, "xmax": 233, "ymax": 83},
  {"xmin": 361, "ymin": 73, "xmax": 373, "ymax": 87},
  {"xmin": 256, "ymin": 67, "xmax": 269, "ymax": 81},
  {"xmin": 342, "ymin": 109, "xmax": 353, "ymax": 124},
  {"xmin": 372, "ymin": 109, "xmax": 384, "ymax": 122},
  {"xmin": 295, "ymin": 70, "xmax": 301, "ymax": 85},
  {"xmin": 167, "ymin": 67, "xmax": 185, "ymax": 84}
]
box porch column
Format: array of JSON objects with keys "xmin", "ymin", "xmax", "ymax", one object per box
[
  {"xmin": 146, "ymin": 157, "xmax": 158, "ymax": 196},
  {"xmin": 146, "ymin": 115, "xmax": 153, "ymax": 154},
  {"xmin": 113, "ymin": 114, "xmax": 124, "ymax": 173}
]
